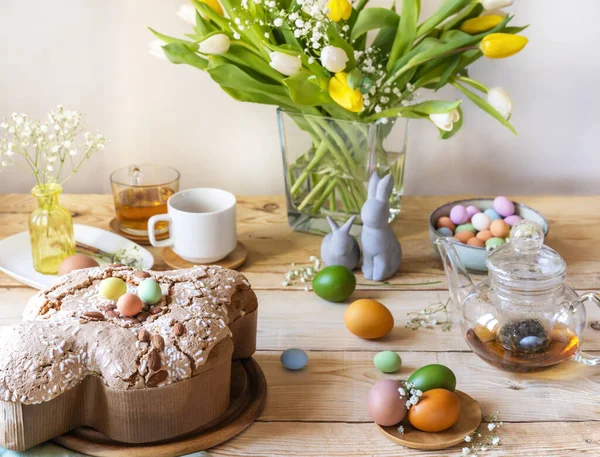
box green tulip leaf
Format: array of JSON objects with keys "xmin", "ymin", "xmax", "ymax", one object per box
[
  {"xmin": 346, "ymin": 69, "xmax": 363, "ymax": 90},
  {"xmin": 417, "ymin": 0, "xmax": 472, "ymax": 37},
  {"xmin": 435, "ymin": 54, "xmax": 461, "ymax": 90},
  {"xmin": 388, "ymin": 0, "xmax": 419, "ymax": 71},
  {"xmin": 282, "ymin": 71, "xmax": 333, "ymax": 106},
  {"xmin": 441, "ymin": 3, "xmax": 483, "ymax": 31},
  {"xmin": 351, "ymin": 8, "xmax": 400, "ymax": 41},
  {"xmin": 195, "ymin": 10, "xmax": 216, "ymax": 36},
  {"xmin": 162, "ymin": 43, "xmax": 207, "ymax": 70},
  {"xmin": 372, "ymin": 27, "xmax": 396, "ymax": 54},
  {"xmin": 149, "ymin": 28, "xmax": 199, "ymax": 49},
  {"xmin": 451, "ymin": 81, "xmax": 517, "ymax": 135},
  {"xmin": 222, "ymin": 44, "xmax": 283, "ymax": 82},
  {"xmin": 365, "ymin": 99, "xmax": 461, "ymax": 121}
]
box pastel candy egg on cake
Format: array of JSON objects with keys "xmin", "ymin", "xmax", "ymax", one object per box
[
  {"xmin": 137, "ymin": 278, "xmax": 162, "ymax": 305},
  {"xmin": 116, "ymin": 293, "xmax": 144, "ymax": 317},
  {"xmin": 98, "ymin": 278, "xmax": 127, "ymax": 301}
]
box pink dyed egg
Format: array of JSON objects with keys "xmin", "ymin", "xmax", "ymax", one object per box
[
  {"xmin": 367, "ymin": 380, "xmax": 407, "ymax": 426},
  {"xmin": 504, "ymin": 215, "xmax": 522, "ymax": 227},
  {"xmin": 449, "ymin": 205, "xmax": 469, "ymax": 225},
  {"xmin": 493, "ymin": 196, "xmax": 515, "ymax": 217},
  {"xmin": 116, "ymin": 293, "xmax": 144, "ymax": 317},
  {"xmin": 466, "ymin": 205, "xmax": 481, "ymax": 219}
]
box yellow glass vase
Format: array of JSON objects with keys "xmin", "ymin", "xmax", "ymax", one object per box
[{"xmin": 29, "ymin": 184, "xmax": 76, "ymax": 274}]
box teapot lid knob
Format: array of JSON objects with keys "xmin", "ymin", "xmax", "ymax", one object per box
[{"xmin": 509, "ymin": 220, "xmax": 545, "ymax": 253}]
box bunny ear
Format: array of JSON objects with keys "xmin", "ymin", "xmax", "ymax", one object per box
[
  {"xmin": 367, "ymin": 172, "xmax": 380, "ymax": 198},
  {"xmin": 326, "ymin": 216, "xmax": 339, "ymax": 231},
  {"xmin": 376, "ymin": 174, "xmax": 394, "ymax": 203},
  {"xmin": 340, "ymin": 215, "xmax": 356, "ymax": 233}
]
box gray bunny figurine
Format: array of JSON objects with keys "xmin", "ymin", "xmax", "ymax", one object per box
[
  {"xmin": 321, "ymin": 215, "xmax": 360, "ymax": 270},
  {"xmin": 361, "ymin": 173, "xmax": 402, "ymax": 281}
]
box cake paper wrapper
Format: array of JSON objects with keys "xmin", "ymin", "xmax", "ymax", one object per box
[{"xmin": 0, "ymin": 310, "xmax": 257, "ymax": 452}]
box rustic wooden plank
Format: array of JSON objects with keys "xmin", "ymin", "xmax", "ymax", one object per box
[
  {"xmin": 255, "ymin": 351, "xmax": 600, "ymax": 423},
  {"xmin": 0, "ymin": 194, "xmax": 599, "ymax": 289},
  {"xmin": 209, "ymin": 421, "xmax": 600, "ymax": 456},
  {"xmin": 3, "ymin": 289, "xmax": 600, "ymax": 351}
]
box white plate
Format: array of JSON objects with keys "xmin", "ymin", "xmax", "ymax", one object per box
[{"xmin": 0, "ymin": 224, "xmax": 154, "ymax": 290}]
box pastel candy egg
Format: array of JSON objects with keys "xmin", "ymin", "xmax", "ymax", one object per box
[
  {"xmin": 466, "ymin": 205, "xmax": 481, "ymax": 219},
  {"xmin": 449, "ymin": 205, "xmax": 469, "ymax": 225},
  {"xmin": 467, "ymin": 237, "xmax": 485, "ymax": 248},
  {"xmin": 493, "ymin": 196, "xmax": 515, "ymax": 217},
  {"xmin": 99, "ymin": 278, "xmax": 127, "ymax": 301},
  {"xmin": 471, "ymin": 213, "xmax": 491, "ymax": 232},
  {"xmin": 455, "ymin": 223, "xmax": 475, "ymax": 234},
  {"xmin": 436, "ymin": 216, "xmax": 456, "ymax": 232},
  {"xmin": 484, "ymin": 208, "xmax": 501, "ymax": 221},
  {"xmin": 490, "ymin": 219, "xmax": 510, "ymax": 238},
  {"xmin": 476, "ymin": 230, "xmax": 493, "ymax": 242},
  {"xmin": 437, "ymin": 227, "xmax": 453, "ymax": 237},
  {"xmin": 137, "ymin": 278, "xmax": 162, "ymax": 305},
  {"xmin": 454, "ymin": 231, "xmax": 474, "ymax": 244},
  {"xmin": 486, "ymin": 237, "xmax": 506, "ymax": 249},
  {"xmin": 281, "ymin": 348, "xmax": 308, "ymax": 370},
  {"xmin": 367, "ymin": 380, "xmax": 407, "ymax": 426},
  {"xmin": 116, "ymin": 293, "xmax": 144, "ymax": 317},
  {"xmin": 504, "ymin": 215, "xmax": 522, "ymax": 227},
  {"xmin": 374, "ymin": 351, "xmax": 402, "ymax": 373}
]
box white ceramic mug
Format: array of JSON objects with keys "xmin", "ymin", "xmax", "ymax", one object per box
[{"xmin": 148, "ymin": 188, "xmax": 237, "ymax": 263}]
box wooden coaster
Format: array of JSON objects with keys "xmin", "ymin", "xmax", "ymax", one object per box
[
  {"xmin": 162, "ymin": 242, "xmax": 248, "ymax": 270},
  {"xmin": 54, "ymin": 358, "xmax": 267, "ymax": 457},
  {"xmin": 377, "ymin": 390, "xmax": 482, "ymax": 451},
  {"xmin": 109, "ymin": 218, "xmax": 169, "ymax": 246}
]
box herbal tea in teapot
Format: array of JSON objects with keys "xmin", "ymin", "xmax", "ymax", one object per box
[{"xmin": 436, "ymin": 220, "xmax": 600, "ymax": 372}]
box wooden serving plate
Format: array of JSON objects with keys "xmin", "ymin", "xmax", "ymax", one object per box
[
  {"xmin": 162, "ymin": 242, "xmax": 248, "ymax": 271},
  {"xmin": 54, "ymin": 358, "xmax": 266, "ymax": 457},
  {"xmin": 377, "ymin": 390, "xmax": 482, "ymax": 451}
]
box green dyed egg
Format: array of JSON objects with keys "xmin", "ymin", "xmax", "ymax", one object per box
[
  {"xmin": 312, "ymin": 266, "xmax": 356, "ymax": 302},
  {"xmin": 137, "ymin": 278, "xmax": 162, "ymax": 305},
  {"xmin": 374, "ymin": 351, "xmax": 402, "ymax": 373},
  {"xmin": 486, "ymin": 237, "xmax": 506, "ymax": 249},
  {"xmin": 99, "ymin": 278, "xmax": 127, "ymax": 301},
  {"xmin": 455, "ymin": 223, "xmax": 476, "ymax": 234},
  {"xmin": 407, "ymin": 364, "xmax": 456, "ymax": 392}
]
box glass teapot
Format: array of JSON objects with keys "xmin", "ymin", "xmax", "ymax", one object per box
[{"xmin": 436, "ymin": 220, "xmax": 600, "ymax": 372}]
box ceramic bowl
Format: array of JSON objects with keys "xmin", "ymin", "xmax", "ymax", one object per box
[{"xmin": 429, "ymin": 198, "xmax": 549, "ymax": 272}]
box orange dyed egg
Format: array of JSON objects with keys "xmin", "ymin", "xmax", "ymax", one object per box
[
  {"xmin": 467, "ymin": 237, "xmax": 485, "ymax": 248},
  {"xmin": 116, "ymin": 293, "xmax": 144, "ymax": 317},
  {"xmin": 476, "ymin": 230, "xmax": 493, "ymax": 242},
  {"xmin": 454, "ymin": 231, "xmax": 474, "ymax": 244},
  {"xmin": 490, "ymin": 219, "xmax": 510, "ymax": 238},
  {"xmin": 436, "ymin": 216, "xmax": 456, "ymax": 232},
  {"xmin": 344, "ymin": 299, "xmax": 394, "ymax": 340},
  {"xmin": 407, "ymin": 388, "xmax": 461, "ymax": 432}
]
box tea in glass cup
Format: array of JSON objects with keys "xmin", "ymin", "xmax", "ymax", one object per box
[{"xmin": 110, "ymin": 165, "xmax": 180, "ymax": 236}]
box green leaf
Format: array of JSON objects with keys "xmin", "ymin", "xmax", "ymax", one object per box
[
  {"xmin": 372, "ymin": 27, "xmax": 396, "ymax": 54},
  {"xmin": 451, "ymin": 81, "xmax": 517, "ymax": 135},
  {"xmin": 347, "ymin": 69, "xmax": 363, "ymax": 90},
  {"xmin": 388, "ymin": 0, "xmax": 419, "ymax": 71},
  {"xmin": 351, "ymin": 8, "xmax": 400, "ymax": 41},
  {"xmin": 441, "ymin": 3, "xmax": 483, "ymax": 31},
  {"xmin": 162, "ymin": 43, "xmax": 207, "ymax": 69},
  {"xmin": 282, "ymin": 71, "xmax": 333, "ymax": 106},
  {"xmin": 502, "ymin": 25, "xmax": 530, "ymax": 34},
  {"xmin": 456, "ymin": 76, "xmax": 488, "ymax": 93},
  {"xmin": 435, "ymin": 54, "xmax": 460, "ymax": 90},
  {"xmin": 149, "ymin": 28, "xmax": 199, "ymax": 49},
  {"xmin": 365, "ymin": 99, "xmax": 461, "ymax": 121},
  {"xmin": 219, "ymin": 44, "xmax": 282, "ymax": 82},
  {"xmin": 195, "ymin": 10, "xmax": 216, "ymax": 36},
  {"xmin": 439, "ymin": 106, "xmax": 463, "ymax": 139},
  {"xmin": 417, "ymin": 0, "xmax": 472, "ymax": 37},
  {"xmin": 191, "ymin": 0, "xmax": 231, "ymax": 31}
]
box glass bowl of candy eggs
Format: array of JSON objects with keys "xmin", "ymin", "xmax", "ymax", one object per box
[{"xmin": 429, "ymin": 197, "xmax": 549, "ymax": 272}]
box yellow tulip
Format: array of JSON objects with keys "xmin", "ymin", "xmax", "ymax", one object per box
[
  {"xmin": 329, "ymin": 72, "xmax": 363, "ymax": 112},
  {"xmin": 327, "ymin": 0, "xmax": 352, "ymax": 22},
  {"xmin": 479, "ymin": 33, "xmax": 528, "ymax": 59},
  {"xmin": 460, "ymin": 15, "xmax": 504, "ymax": 34},
  {"xmin": 199, "ymin": 0, "xmax": 224, "ymax": 16}
]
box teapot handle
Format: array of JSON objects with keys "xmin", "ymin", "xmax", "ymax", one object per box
[{"xmin": 574, "ymin": 292, "xmax": 600, "ymax": 366}]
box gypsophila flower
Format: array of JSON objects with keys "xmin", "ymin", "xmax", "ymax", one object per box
[
  {"xmin": 492, "ymin": 436, "xmax": 500, "ymax": 445},
  {"xmin": 487, "ymin": 423, "xmax": 496, "ymax": 431},
  {"xmin": 462, "ymin": 448, "xmax": 471, "ymax": 455},
  {"xmin": 397, "ymin": 425, "xmax": 404, "ymax": 434},
  {"xmin": 465, "ymin": 435, "xmax": 472, "ymax": 442}
]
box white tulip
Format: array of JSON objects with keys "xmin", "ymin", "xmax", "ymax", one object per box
[
  {"xmin": 487, "ymin": 87, "xmax": 512, "ymax": 119},
  {"xmin": 199, "ymin": 34, "xmax": 231, "ymax": 55},
  {"xmin": 320, "ymin": 46, "xmax": 349, "ymax": 73},
  {"xmin": 148, "ymin": 40, "xmax": 167, "ymax": 60},
  {"xmin": 480, "ymin": 0, "xmax": 513, "ymax": 11},
  {"xmin": 429, "ymin": 110, "xmax": 460, "ymax": 132},
  {"xmin": 177, "ymin": 4, "xmax": 196, "ymax": 25},
  {"xmin": 269, "ymin": 52, "xmax": 302, "ymax": 76}
]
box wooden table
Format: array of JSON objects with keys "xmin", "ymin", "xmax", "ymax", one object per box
[{"xmin": 0, "ymin": 194, "xmax": 599, "ymax": 456}]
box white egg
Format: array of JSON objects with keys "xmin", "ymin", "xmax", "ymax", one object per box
[{"xmin": 471, "ymin": 213, "xmax": 491, "ymax": 232}]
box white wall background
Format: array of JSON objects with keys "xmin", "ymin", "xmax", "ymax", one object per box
[{"xmin": 0, "ymin": 0, "xmax": 598, "ymax": 195}]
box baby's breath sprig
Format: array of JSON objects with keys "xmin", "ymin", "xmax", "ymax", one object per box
[
  {"xmin": 282, "ymin": 255, "xmax": 323, "ymax": 291},
  {"xmin": 398, "ymin": 381, "xmax": 422, "ymax": 410},
  {"xmin": 406, "ymin": 297, "xmax": 452, "ymax": 332},
  {"xmin": 463, "ymin": 412, "xmax": 506, "ymax": 455}
]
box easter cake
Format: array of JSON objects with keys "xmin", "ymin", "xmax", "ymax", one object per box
[{"xmin": 0, "ymin": 264, "xmax": 258, "ymax": 451}]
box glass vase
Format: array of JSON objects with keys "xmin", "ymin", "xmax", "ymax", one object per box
[
  {"xmin": 29, "ymin": 183, "xmax": 76, "ymax": 274},
  {"xmin": 278, "ymin": 109, "xmax": 408, "ymax": 235}
]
